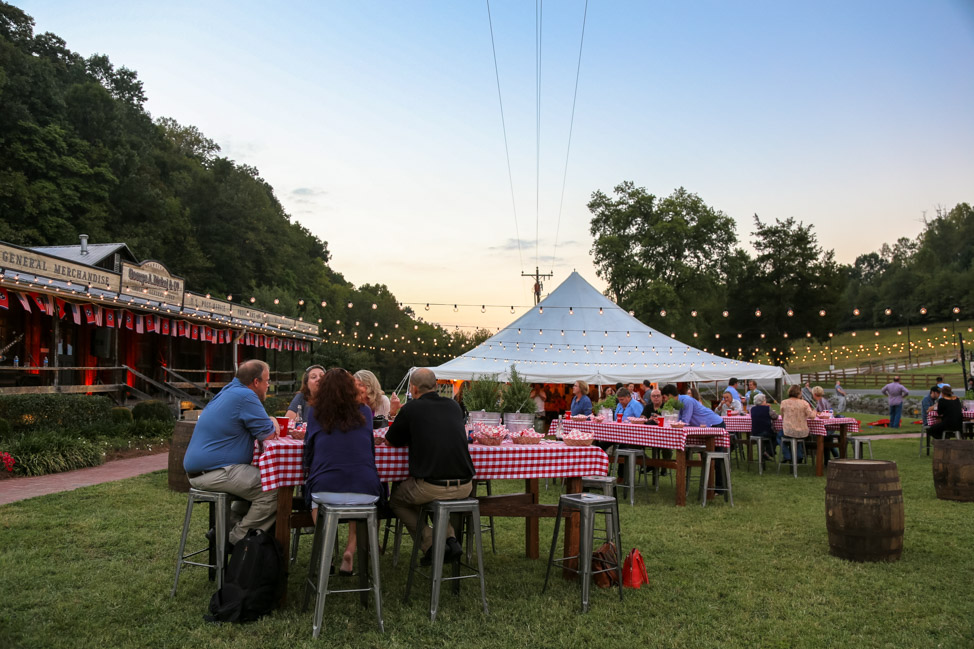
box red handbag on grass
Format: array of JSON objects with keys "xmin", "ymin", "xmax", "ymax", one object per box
[{"xmin": 622, "ymin": 548, "xmax": 649, "ymax": 589}]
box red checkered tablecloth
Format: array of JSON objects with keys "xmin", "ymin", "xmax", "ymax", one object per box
[
  {"xmin": 255, "ymin": 434, "xmax": 609, "ymax": 491},
  {"xmin": 721, "ymin": 415, "xmax": 860, "ymax": 436},
  {"xmin": 926, "ymin": 409, "xmax": 974, "ymax": 425},
  {"xmin": 564, "ymin": 420, "xmax": 731, "ymax": 450}
]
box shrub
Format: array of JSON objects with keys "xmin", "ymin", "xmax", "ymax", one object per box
[
  {"xmin": 464, "ymin": 374, "xmax": 502, "ymax": 412},
  {"xmin": 0, "ymin": 394, "xmax": 113, "ymax": 432},
  {"xmin": 263, "ymin": 395, "xmax": 291, "ymax": 417},
  {"xmin": 0, "ymin": 418, "xmax": 11, "ymax": 441},
  {"xmin": 499, "ymin": 365, "xmax": 535, "ymax": 413},
  {"xmin": 132, "ymin": 400, "xmax": 174, "ymax": 422},
  {"xmin": 111, "ymin": 407, "xmax": 134, "ymax": 424},
  {"xmin": 131, "ymin": 419, "xmax": 174, "ymax": 440},
  {"xmin": 4, "ymin": 430, "xmax": 104, "ymax": 477}
]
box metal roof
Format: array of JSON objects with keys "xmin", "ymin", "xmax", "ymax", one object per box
[{"xmin": 30, "ymin": 243, "xmax": 136, "ymax": 267}]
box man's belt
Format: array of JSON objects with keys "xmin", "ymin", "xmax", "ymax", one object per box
[
  {"xmin": 187, "ymin": 471, "xmax": 207, "ymax": 479},
  {"xmin": 423, "ymin": 478, "xmax": 471, "ymax": 487}
]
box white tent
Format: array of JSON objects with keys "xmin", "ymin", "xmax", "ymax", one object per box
[{"xmin": 430, "ymin": 271, "xmax": 787, "ymax": 385}]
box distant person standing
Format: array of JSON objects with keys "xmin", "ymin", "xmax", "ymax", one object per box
[
  {"xmin": 834, "ymin": 379, "xmax": 848, "ymax": 415},
  {"xmin": 881, "ymin": 376, "xmax": 910, "ymax": 428},
  {"xmin": 936, "ymin": 376, "xmax": 950, "ymax": 390}
]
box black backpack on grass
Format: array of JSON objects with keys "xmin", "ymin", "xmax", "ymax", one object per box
[{"xmin": 205, "ymin": 529, "xmax": 285, "ymax": 623}]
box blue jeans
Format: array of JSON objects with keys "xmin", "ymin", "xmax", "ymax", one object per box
[
  {"xmin": 889, "ymin": 403, "xmax": 903, "ymax": 428},
  {"xmin": 777, "ymin": 432, "xmax": 805, "ymax": 461}
]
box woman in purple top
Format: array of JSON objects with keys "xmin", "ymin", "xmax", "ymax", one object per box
[{"xmin": 304, "ymin": 368, "xmax": 383, "ymax": 575}]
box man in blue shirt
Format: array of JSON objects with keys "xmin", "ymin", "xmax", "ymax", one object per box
[
  {"xmin": 184, "ymin": 359, "xmax": 280, "ymax": 547},
  {"xmin": 614, "ymin": 387, "xmax": 643, "ymax": 420},
  {"xmin": 661, "ymin": 384, "xmax": 725, "ymax": 428},
  {"xmin": 724, "ymin": 378, "xmax": 742, "ymax": 408}
]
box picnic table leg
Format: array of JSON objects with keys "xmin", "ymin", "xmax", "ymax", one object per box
[
  {"xmin": 276, "ymin": 487, "xmax": 293, "ymax": 606},
  {"xmin": 815, "ymin": 436, "xmax": 825, "ymax": 476},
  {"xmin": 562, "ymin": 476, "xmax": 581, "ymax": 581},
  {"xmin": 675, "ymin": 447, "xmax": 687, "ymax": 507},
  {"xmin": 525, "ymin": 478, "xmax": 539, "ymax": 559}
]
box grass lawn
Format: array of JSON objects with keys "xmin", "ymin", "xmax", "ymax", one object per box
[{"xmin": 2, "ymin": 439, "xmax": 973, "ymax": 648}]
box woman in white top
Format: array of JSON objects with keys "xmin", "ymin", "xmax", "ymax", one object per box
[{"xmin": 354, "ymin": 369, "xmax": 390, "ymax": 417}]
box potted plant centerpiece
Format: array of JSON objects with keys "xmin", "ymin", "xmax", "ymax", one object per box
[
  {"xmin": 464, "ymin": 373, "xmax": 502, "ymax": 427},
  {"xmin": 594, "ymin": 393, "xmax": 617, "ymax": 420},
  {"xmin": 660, "ymin": 396, "xmax": 681, "ymax": 426},
  {"xmin": 499, "ymin": 365, "xmax": 535, "ymax": 432}
]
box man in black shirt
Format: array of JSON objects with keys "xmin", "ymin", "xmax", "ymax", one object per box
[{"xmin": 386, "ymin": 368, "xmax": 475, "ymax": 565}]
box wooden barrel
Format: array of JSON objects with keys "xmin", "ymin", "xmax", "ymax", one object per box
[
  {"xmin": 168, "ymin": 421, "xmax": 196, "ymax": 493},
  {"xmin": 825, "ymin": 459, "xmax": 904, "ymax": 562},
  {"xmin": 932, "ymin": 439, "xmax": 974, "ymax": 502}
]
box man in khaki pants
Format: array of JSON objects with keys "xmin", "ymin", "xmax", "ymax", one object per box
[
  {"xmin": 386, "ymin": 368, "xmax": 475, "ymax": 566},
  {"xmin": 183, "ymin": 359, "xmax": 280, "ymax": 547}
]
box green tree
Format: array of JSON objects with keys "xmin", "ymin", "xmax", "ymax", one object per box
[{"xmin": 588, "ymin": 182, "xmax": 737, "ymax": 339}]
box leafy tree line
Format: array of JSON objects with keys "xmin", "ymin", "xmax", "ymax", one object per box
[
  {"xmin": 589, "ymin": 182, "xmax": 971, "ymax": 366},
  {"xmin": 0, "ymin": 3, "xmax": 477, "ymax": 387}
]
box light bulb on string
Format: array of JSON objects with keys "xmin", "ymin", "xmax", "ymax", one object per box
[
  {"xmin": 598, "ymin": 307, "xmax": 603, "ymax": 315},
  {"xmin": 722, "ymin": 310, "xmax": 729, "ymax": 317},
  {"xmin": 755, "ymin": 309, "xmax": 762, "ymax": 317},
  {"xmin": 250, "ymin": 297, "xmax": 256, "ymax": 303},
  {"xmin": 853, "ymin": 308, "xmax": 860, "ymax": 316}
]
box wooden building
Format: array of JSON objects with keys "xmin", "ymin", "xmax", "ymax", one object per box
[{"xmin": 0, "ymin": 236, "xmax": 320, "ymax": 407}]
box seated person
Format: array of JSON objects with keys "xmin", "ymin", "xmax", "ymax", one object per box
[
  {"xmin": 660, "ymin": 384, "xmax": 724, "ymax": 428},
  {"xmin": 928, "ymin": 386, "xmax": 963, "ymax": 439},
  {"xmin": 714, "ymin": 391, "xmax": 744, "ymax": 416},
  {"xmin": 287, "ymin": 364, "xmax": 324, "ymax": 420},
  {"xmin": 304, "ymin": 368, "xmax": 384, "ymax": 575},
  {"xmin": 779, "ymin": 384, "xmax": 814, "ymax": 462},
  {"xmin": 386, "ymin": 368, "xmax": 475, "ymax": 566},
  {"xmin": 614, "ymin": 387, "xmax": 644, "ymax": 420},
  {"xmin": 749, "ymin": 393, "xmax": 778, "ymax": 462},
  {"xmin": 354, "ymin": 369, "xmax": 399, "ymax": 420},
  {"xmin": 921, "ymin": 386, "xmax": 941, "ymax": 425},
  {"xmin": 812, "ymin": 386, "xmax": 838, "ymax": 458},
  {"xmin": 183, "ymin": 359, "xmax": 280, "ymax": 548},
  {"xmin": 570, "ymin": 380, "xmax": 593, "ymax": 416},
  {"xmin": 642, "ymin": 388, "xmax": 664, "ymax": 417}
]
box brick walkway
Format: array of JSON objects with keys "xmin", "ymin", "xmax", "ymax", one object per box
[{"xmin": 0, "ymin": 452, "xmax": 168, "ymax": 506}]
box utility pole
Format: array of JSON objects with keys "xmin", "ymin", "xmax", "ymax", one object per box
[{"xmin": 522, "ymin": 266, "xmax": 553, "ymax": 305}]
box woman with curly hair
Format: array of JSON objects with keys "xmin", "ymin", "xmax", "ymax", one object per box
[
  {"xmin": 287, "ymin": 364, "xmax": 325, "ymax": 420},
  {"xmin": 304, "ymin": 368, "xmax": 383, "ymax": 575}
]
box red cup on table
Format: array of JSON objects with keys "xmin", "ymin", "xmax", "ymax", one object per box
[
  {"xmin": 276, "ymin": 417, "xmax": 290, "ymax": 437},
  {"xmin": 565, "ymin": 411, "xmax": 571, "ymax": 419},
  {"xmin": 616, "ymin": 413, "xmax": 623, "ymax": 423},
  {"xmin": 657, "ymin": 416, "xmax": 664, "ymax": 427}
]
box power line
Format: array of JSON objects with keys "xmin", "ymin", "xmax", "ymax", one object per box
[
  {"xmin": 535, "ymin": 0, "xmax": 543, "ymax": 270},
  {"xmin": 485, "ymin": 0, "xmax": 523, "ymax": 272},
  {"xmin": 551, "ymin": 0, "xmax": 588, "ymax": 274}
]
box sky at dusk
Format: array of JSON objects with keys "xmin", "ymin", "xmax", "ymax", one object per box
[{"xmin": 17, "ymin": 1, "xmax": 974, "ymax": 331}]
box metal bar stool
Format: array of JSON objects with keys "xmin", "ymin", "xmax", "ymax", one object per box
[
  {"xmin": 381, "ymin": 516, "xmax": 406, "ymax": 567},
  {"xmin": 684, "ymin": 445, "xmax": 708, "ymax": 496},
  {"xmin": 580, "ymin": 476, "xmax": 620, "ymax": 546},
  {"xmin": 697, "ymin": 449, "xmax": 733, "ymax": 506},
  {"xmin": 745, "ymin": 435, "xmax": 773, "ymax": 475},
  {"xmin": 171, "ymin": 488, "xmax": 230, "ymax": 596},
  {"xmin": 473, "ymin": 480, "xmax": 496, "ymax": 553},
  {"xmin": 613, "ymin": 447, "xmax": 646, "ymax": 506},
  {"xmin": 777, "ymin": 437, "xmax": 810, "ymax": 478},
  {"xmin": 404, "ymin": 499, "xmax": 488, "ymax": 622},
  {"xmin": 919, "ymin": 426, "xmax": 934, "ymax": 456},
  {"xmin": 847, "ymin": 436, "xmax": 874, "ymax": 459},
  {"xmin": 542, "ymin": 493, "xmax": 623, "ymax": 613},
  {"xmin": 303, "ymin": 493, "xmax": 384, "ymax": 635}
]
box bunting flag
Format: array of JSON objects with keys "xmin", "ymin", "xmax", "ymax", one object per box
[
  {"xmin": 104, "ymin": 309, "xmax": 116, "ymax": 328},
  {"xmin": 70, "ymin": 303, "xmax": 81, "ymax": 325},
  {"xmin": 146, "ymin": 315, "xmax": 156, "ymax": 333},
  {"xmin": 276, "ymin": 338, "xmax": 282, "ymax": 351},
  {"xmin": 217, "ymin": 330, "xmax": 224, "ymax": 344},
  {"xmin": 190, "ymin": 324, "xmax": 199, "ymax": 340},
  {"xmin": 124, "ymin": 311, "xmax": 134, "ymax": 330},
  {"xmin": 83, "ymin": 303, "xmax": 97, "ymax": 324},
  {"xmin": 161, "ymin": 318, "xmax": 170, "ymax": 335},
  {"xmin": 177, "ymin": 320, "xmax": 187, "ymax": 337},
  {"xmin": 15, "ymin": 291, "xmax": 31, "ymax": 312},
  {"xmin": 202, "ymin": 326, "xmax": 212, "ymax": 342},
  {"xmin": 55, "ymin": 297, "xmax": 67, "ymax": 319},
  {"xmin": 30, "ymin": 292, "xmax": 51, "ymax": 315},
  {"xmin": 93, "ymin": 305, "xmax": 103, "ymax": 327},
  {"xmin": 135, "ymin": 315, "xmax": 144, "ymax": 334},
  {"xmin": 0, "ymin": 287, "xmax": 9, "ymax": 310}
]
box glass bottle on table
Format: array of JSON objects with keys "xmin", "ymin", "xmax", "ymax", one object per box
[{"xmin": 295, "ymin": 405, "xmax": 304, "ymax": 426}]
